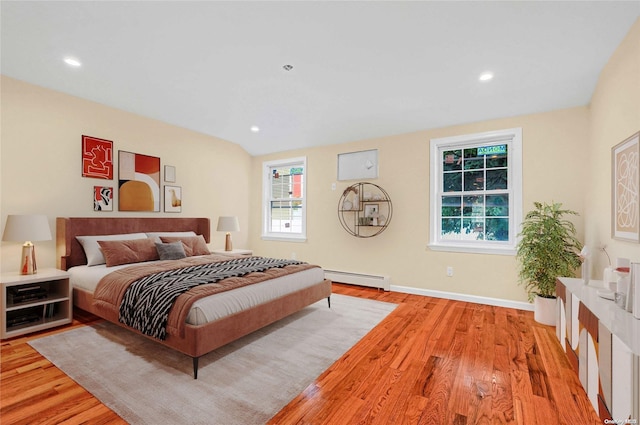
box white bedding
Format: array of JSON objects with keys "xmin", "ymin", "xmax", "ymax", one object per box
[{"xmin": 68, "ymin": 260, "xmax": 325, "ymax": 326}]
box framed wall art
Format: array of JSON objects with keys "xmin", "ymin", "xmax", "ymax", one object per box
[
  {"xmin": 164, "ymin": 165, "xmax": 176, "ymax": 183},
  {"xmin": 612, "ymin": 131, "xmax": 640, "ymax": 242},
  {"xmin": 82, "ymin": 135, "xmax": 113, "ymax": 179},
  {"xmin": 93, "ymin": 186, "xmax": 113, "ymax": 211},
  {"xmin": 118, "ymin": 151, "xmax": 161, "ymax": 212},
  {"xmin": 164, "ymin": 185, "xmax": 182, "ymax": 213}
]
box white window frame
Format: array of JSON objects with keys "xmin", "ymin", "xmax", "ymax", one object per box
[
  {"xmin": 262, "ymin": 156, "xmax": 307, "ymax": 242},
  {"xmin": 429, "ymin": 128, "xmax": 522, "ymax": 255}
]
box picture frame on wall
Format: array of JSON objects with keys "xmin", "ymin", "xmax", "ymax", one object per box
[
  {"xmin": 93, "ymin": 186, "xmax": 113, "ymax": 211},
  {"xmin": 612, "ymin": 131, "xmax": 640, "ymax": 242},
  {"xmin": 82, "ymin": 135, "xmax": 113, "ymax": 179},
  {"xmin": 164, "ymin": 165, "xmax": 176, "ymax": 183},
  {"xmin": 164, "ymin": 185, "xmax": 182, "ymax": 213},
  {"xmin": 118, "ymin": 150, "xmax": 161, "ymax": 212}
]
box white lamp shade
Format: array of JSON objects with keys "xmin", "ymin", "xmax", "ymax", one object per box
[
  {"xmin": 2, "ymin": 214, "xmax": 52, "ymax": 242},
  {"xmin": 216, "ymin": 216, "xmax": 240, "ymax": 232}
]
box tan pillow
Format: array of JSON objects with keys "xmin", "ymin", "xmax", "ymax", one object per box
[
  {"xmin": 160, "ymin": 235, "xmax": 210, "ymax": 257},
  {"xmin": 97, "ymin": 238, "xmax": 160, "ymax": 267}
]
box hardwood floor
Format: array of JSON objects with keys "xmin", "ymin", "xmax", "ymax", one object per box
[{"xmin": 1, "ymin": 283, "xmax": 598, "ymax": 424}]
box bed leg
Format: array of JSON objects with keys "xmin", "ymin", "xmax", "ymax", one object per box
[
  {"xmin": 193, "ymin": 357, "xmax": 199, "ymax": 379},
  {"xmin": 327, "ymin": 296, "xmax": 331, "ymax": 308}
]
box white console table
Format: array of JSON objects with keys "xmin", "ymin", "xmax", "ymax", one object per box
[{"xmin": 556, "ymin": 277, "xmax": 639, "ymax": 423}]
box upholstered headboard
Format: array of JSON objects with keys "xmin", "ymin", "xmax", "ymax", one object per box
[{"xmin": 56, "ymin": 217, "xmax": 211, "ymax": 270}]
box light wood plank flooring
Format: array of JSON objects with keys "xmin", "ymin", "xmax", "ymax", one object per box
[{"xmin": 1, "ymin": 283, "xmax": 598, "ymax": 424}]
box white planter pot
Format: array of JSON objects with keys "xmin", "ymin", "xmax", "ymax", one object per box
[{"xmin": 534, "ymin": 295, "xmax": 557, "ymax": 326}]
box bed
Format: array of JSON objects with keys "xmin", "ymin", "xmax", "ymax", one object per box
[{"xmin": 56, "ymin": 217, "xmax": 332, "ymax": 378}]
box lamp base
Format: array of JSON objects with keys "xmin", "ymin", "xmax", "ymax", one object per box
[
  {"xmin": 225, "ymin": 233, "xmax": 233, "ymax": 251},
  {"xmin": 20, "ymin": 243, "xmax": 37, "ymax": 275}
]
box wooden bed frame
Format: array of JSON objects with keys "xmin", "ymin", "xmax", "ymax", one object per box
[{"xmin": 56, "ymin": 217, "xmax": 332, "ymax": 378}]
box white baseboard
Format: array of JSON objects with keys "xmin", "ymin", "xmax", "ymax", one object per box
[{"xmin": 390, "ymin": 284, "xmax": 534, "ymax": 311}]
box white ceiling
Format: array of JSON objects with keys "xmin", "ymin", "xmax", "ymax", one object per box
[{"xmin": 2, "ymin": 1, "xmax": 638, "ymax": 156}]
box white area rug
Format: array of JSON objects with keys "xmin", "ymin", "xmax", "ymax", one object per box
[{"xmin": 29, "ymin": 294, "xmax": 396, "ymax": 425}]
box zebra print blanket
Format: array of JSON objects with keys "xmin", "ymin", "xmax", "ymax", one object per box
[{"xmin": 118, "ymin": 256, "xmax": 305, "ymax": 340}]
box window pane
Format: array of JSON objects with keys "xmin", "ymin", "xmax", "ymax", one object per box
[
  {"xmin": 443, "ymin": 150, "xmax": 462, "ymax": 171},
  {"xmin": 443, "ymin": 172, "xmax": 462, "ymax": 192},
  {"xmin": 486, "ymin": 194, "xmax": 509, "ymax": 216},
  {"xmin": 464, "ymin": 148, "xmax": 483, "ymax": 170},
  {"xmin": 463, "ymin": 195, "xmax": 484, "ymax": 216},
  {"xmin": 486, "ymin": 151, "xmax": 508, "ymax": 168},
  {"xmin": 464, "ymin": 170, "xmax": 484, "ymax": 191},
  {"xmin": 442, "ymin": 196, "xmax": 461, "ymax": 217},
  {"xmin": 486, "ymin": 218, "xmax": 509, "ymax": 241},
  {"xmin": 486, "ymin": 169, "xmax": 507, "ymax": 190},
  {"xmin": 463, "ymin": 218, "xmax": 484, "ymax": 240},
  {"xmin": 441, "ymin": 218, "xmax": 461, "ymax": 237}
]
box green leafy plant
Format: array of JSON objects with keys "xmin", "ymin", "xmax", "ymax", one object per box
[{"xmin": 516, "ymin": 202, "xmax": 583, "ymax": 301}]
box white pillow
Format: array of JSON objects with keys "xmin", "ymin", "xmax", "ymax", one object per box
[
  {"xmin": 145, "ymin": 231, "xmax": 197, "ymax": 243},
  {"xmin": 76, "ymin": 233, "xmax": 148, "ymax": 266}
]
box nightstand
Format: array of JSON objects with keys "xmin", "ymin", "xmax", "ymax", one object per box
[
  {"xmin": 1, "ymin": 268, "xmax": 72, "ymax": 339},
  {"xmin": 211, "ymin": 249, "xmax": 253, "ymax": 257}
]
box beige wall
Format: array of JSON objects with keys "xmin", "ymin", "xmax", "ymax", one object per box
[
  {"xmin": 586, "ymin": 18, "xmax": 640, "ymax": 276},
  {"xmin": 250, "ymin": 106, "xmax": 589, "ymax": 303},
  {"xmin": 0, "ymin": 76, "xmax": 252, "ymax": 273}
]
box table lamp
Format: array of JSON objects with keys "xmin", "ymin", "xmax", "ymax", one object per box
[
  {"xmin": 216, "ymin": 216, "xmax": 239, "ymax": 251},
  {"xmin": 2, "ymin": 214, "xmax": 52, "ymax": 275}
]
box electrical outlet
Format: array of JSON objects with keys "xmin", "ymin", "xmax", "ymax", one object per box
[{"xmin": 447, "ymin": 266, "xmax": 453, "ymax": 277}]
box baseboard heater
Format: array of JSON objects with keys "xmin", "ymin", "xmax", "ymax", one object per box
[{"xmin": 324, "ymin": 269, "xmax": 390, "ymax": 291}]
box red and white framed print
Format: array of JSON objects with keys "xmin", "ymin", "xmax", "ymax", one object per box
[{"xmin": 82, "ymin": 135, "xmax": 113, "ymax": 179}]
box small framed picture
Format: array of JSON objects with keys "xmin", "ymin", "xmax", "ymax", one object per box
[
  {"xmin": 364, "ymin": 204, "xmax": 379, "ymax": 217},
  {"xmin": 164, "ymin": 185, "xmax": 182, "ymax": 213},
  {"xmin": 94, "ymin": 186, "xmax": 113, "ymax": 211},
  {"xmin": 164, "ymin": 165, "xmax": 176, "ymax": 183}
]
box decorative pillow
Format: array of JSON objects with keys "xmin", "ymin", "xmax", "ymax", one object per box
[
  {"xmin": 160, "ymin": 235, "xmax": 210, "ymax": 257},
  {"xmin": 145, "ymin": 231, "xmax": 196, "ymax": 243},
  {"xmin": 156, "ymin": 241, "xmax": 187, "ymax": 260},
  {"xmin": 76, "ymin": 233, "xmax": 148, "ymax": 266},
  {"xmin": 97, "ymin": 238, "xmax": 160, "ymax": 267}
]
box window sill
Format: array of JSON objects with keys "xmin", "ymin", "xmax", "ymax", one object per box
[
  {"xmin": 428, "ymin": 243, "xmax": 515, "ymax": 256},
  {"xmin": 262, "ymin": 234, "xmax": 307, "ymax": 243}
]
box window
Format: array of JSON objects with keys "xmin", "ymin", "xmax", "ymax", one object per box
[
  {"xmin": 429, "ymin": 128, "xmax": 522, "ymax": 255},
  {"xmin": 262, "ymin": 157, "xmax": 307, "ymax": 241}
]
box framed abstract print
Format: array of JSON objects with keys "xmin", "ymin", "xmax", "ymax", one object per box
[
  {"xmin": 82, "ymin": 135, "xmax": 113, "ymax": 179},
  {"xmin": 93, "ymin": 186, "xmax": 113, "ymax": 211},
  {"xmin": 118, "ymin": 151, "xmax": 161, "ymax": 212},
  {"xmin": 612, "ymin": 131, "xmax": 640, "ymax": 242}
]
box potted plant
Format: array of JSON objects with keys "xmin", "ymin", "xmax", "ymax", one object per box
[{"xmin": 516, "ymin": 202, "xmax": 583, "ymax": 325}]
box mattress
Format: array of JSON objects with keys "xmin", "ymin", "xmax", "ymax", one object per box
[{"xmin": 68, "ymin": 261, "xmax": 326, "ymax": 326}]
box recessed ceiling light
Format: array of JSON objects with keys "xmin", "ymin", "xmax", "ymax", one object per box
[
  {"xmin": 479, "ymin": 71, "xmax": 494, "ymax": 82},
  {"xmin": 250, "ymin": 125, "xmax": 260, "ymax": 133},
  {"xmin": 64, "ymin": 57, "xmax": 82, "ymax": 67}
]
